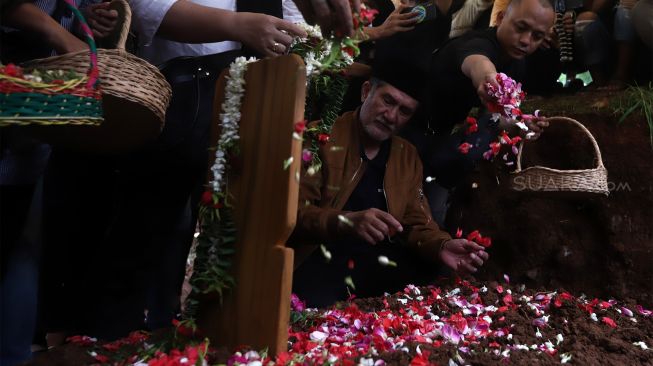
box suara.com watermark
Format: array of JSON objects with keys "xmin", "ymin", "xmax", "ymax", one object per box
[{"xmin": 512, "ymin": 176, "xmax": 632, "ymax": 192}]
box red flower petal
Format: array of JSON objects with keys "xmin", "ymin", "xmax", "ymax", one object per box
[
  {"xmin": 318, "ymin": 133, "xmax": 330, "ymax": 144},
  {"xmin": 457, "ymin": 142, "xmax": 473, "ymax": 154},
  {"xmin": 294, "ymin": 120, "xmax": 307, "ymax": 133},
  {"xmin": 602, "ymin": 316, "xmax": 617, "ymax": 328}
]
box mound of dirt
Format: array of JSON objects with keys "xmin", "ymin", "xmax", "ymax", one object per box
[{"xmin": 447, "ymin": 90, "xmax": 653, "ymax": 307}]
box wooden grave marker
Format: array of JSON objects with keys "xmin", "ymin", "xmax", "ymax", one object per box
[{"xmin": 197, "ymin": 54, "xmax": 306, "ymax": 355}]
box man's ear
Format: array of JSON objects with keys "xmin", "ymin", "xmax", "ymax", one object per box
[
  {"xmin": 361, "ymin": 81, "xmax": 372, "ymax": 103},
  {"xmin": 496, "ymin": 10, "xmax": 505, "ymax": 26}
]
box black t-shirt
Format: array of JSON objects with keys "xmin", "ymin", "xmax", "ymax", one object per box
[
  {"xmin": 428, "ymin": 28, "xmax": 524, "ymax": 135},
  {"xmin": 341, "ymin": 139, "xmax": 391, "ymax": 213}
]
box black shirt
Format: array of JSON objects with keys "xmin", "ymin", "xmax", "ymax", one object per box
[
  {"xmin": 341, "ymin": 139, "xmax": 391, "ymax": 213},
  {"xmin": 428, "ymin": 28, "xmax": 524, "ymax": 135}
]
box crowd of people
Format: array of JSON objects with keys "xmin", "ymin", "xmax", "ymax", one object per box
[{"xmin": 1, "ymin": 0, "xmax": 651, "ymax": 364}]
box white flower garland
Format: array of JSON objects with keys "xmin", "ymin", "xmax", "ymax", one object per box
[
  {"xmin": 209, "ymin": 23, "xmax": 356, "ymax": 193},
  {"xmin": 209, "ymin": 56, "xmax": 257, "ymax": 193}
]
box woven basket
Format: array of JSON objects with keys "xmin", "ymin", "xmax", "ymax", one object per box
[
  {"xmin": 22, "ymin": 0, "xmax": 172, "ymax": 154},
  {"xmin": 509, "ymin": 116, "xmax": 609, "ymax": 196},
  {"xmin": 0, "ymin": 0, "xmax": 102, "ymax": 127}
]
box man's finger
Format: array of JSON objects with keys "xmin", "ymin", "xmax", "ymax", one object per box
[
  {"xmin": 274, "ymin": 32, "xmax": 294, "ymax": 48},
  {"xmin": 277, "ymin": 20, "xmax": 308, "ymax": 38},
  {"xmin": 93, "ymin": 16, "xmax": 117, "ymax": 29},
  {"xmin": 363, "ymin": 225, "xmax": 384, "ymax": 243},
  {"xmin": 350, "ymin": 0, "xmax": 361, "ymax": 12},
  {"xmin": 397, "ymin": 11, "xmax": 420, "ymax": 20},
  {"xmin": 311, "ymin": 0, "xmax": 337, "ymax": 36},
  {"xmin": 475, "ymin": 250, "xmax": 489, "ymax": 260},
  {"xmin": 459, "ymin": 260, "xmax": 478, "ymax": 273},
  {"xmin": 463, "ymin": 240, "xmax": 485, "ymax": 252},
  {"xmin": 361, "ymin": 232, "xmax": 376, "ymax": 245},
  {"xmin": 89, "ymin": 19, "xmax": 112, "ymax": 34},
  {"xmin": 397, "ymin": 17, "xmax": 419, "ymax": 26},
  {"xmin": 96, "ymin": 9, "xmax": 119, "ymax": 20},
  {"xmin": 92, "ymin": 29, "xmax": 104, "ymax": 38},
  {"xmin": 369, "ymin": 217, "xmax": 391, "ymax": 237},
  {"xmin": 331, "ymin": 0, "xmax": 355, "ymax": 37},
  {"xmin": 376, "ymin": 211, "xmax": 403, "ymax": 233},
  {"xmin": 528, "ymin": 123, "xmax": 542, "ymax": 133},
  {"xmin": 261, "ymin": 45, "xmax": 277, "ymax": 58},
  {"xmin": 469, "ymin": 252, "xmax": 484, "ymax": 267}
]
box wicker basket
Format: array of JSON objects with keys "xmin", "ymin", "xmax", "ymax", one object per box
[
  {"xmin": 22, "ymin": 0, "xmax": 172, "ymax": 154},
  {"xmin": 509, "ymin": 116, "xmax": 609, "ymax": 196},
  {"xmin": 0, "ymin": 0, "xmax": 102, "ymax": 127}
]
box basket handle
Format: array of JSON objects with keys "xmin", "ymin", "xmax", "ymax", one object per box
[
  {"xmin": 514, "ymin": 116, "xmax": 605, "ymax": 172},
  {"xmin": 62, "ymin": 0, "xmax": 99, "ymax": 88},
  {"xmin": 107, "ymin": 0, "xmax": 132, "ymax": 50}
]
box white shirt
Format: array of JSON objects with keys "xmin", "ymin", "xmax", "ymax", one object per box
[
  {"xmin": 131, "ymin": 0, "xmax": 305, "ymax": 66},
  {"xmin": 131, "ymin": 0, "xmax": 239, "ymax": 66}
]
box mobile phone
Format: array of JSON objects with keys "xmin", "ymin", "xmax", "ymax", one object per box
[{"xmin": 400, "ymin": 1, "xmax": 437, "ymax": 23}]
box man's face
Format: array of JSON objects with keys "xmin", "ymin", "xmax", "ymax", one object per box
[
  {"xmin": 496, "ymin": 0, "xmax": 555, "ymax": 59},
  {"xmin": 359, "ymin": 81, "xmax": 419, "ymax": 143}
]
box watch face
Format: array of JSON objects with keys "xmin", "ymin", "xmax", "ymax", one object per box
[{"xmin": 412, "ymin": 5, "xmax": 427, "ymax": 23}]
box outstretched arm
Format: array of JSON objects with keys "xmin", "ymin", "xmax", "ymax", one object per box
[
  {"xmin": 363, "ymin": 4, "xmax": 419, "ymax": 41},
  {"xmin": 156, "ymin": 1, "xmax": 306, "ymax": 57},
  {"xmin": 1, "ymin": 2, "xmax": 87, "ymax": 54},
  {"xmin": 130, "ymin": 0, "xmax": 306, "ymax": 57},
  {"xmin": 461, "ymin": 54, "xmax": 500, "ymax": 105}
]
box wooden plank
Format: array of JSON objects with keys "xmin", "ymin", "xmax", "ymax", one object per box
[{"xmin": 198, "ymin": 55, "xmax": 306, "ymax": 355}]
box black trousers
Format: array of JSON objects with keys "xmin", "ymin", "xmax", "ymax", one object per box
[{"xmin": 39, "ymin": 50, "xmax": 240, "ymax": 339}]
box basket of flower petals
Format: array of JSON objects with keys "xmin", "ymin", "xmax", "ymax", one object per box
[
  {"xmin": 0, "ymin": 0, "xmax": 102, "ymax": 128},
  {"xmin": 509, "ymin": 116, "xmax": 609, "ymax": 196},
  {"xmin": 18, "ymin": 0, "xmax": 171, "ymax": 154}
]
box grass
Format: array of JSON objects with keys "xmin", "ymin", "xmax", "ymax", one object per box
[{"xmin": 612, "ymin": 83, "xmax": 653, "ymax": 148}]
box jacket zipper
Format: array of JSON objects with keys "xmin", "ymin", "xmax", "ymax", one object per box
[
  {"xmin": 382, "ymin": 166, "xmax": 393, "ymax": 243},
  {"xmin": 333, "ymin": 157, "xmax": 364, "ymax": 209}
]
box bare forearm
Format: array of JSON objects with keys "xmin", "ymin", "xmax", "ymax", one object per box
[
  {"xmin": 2, "ymin": 3, "xmax": 86, "ymax": 53},
  {"xmin": 156, "ymin": 1, "xmax": 240, "ymax": 43},
  {"xmin": 461, "ymin": 54, "xmax": 497, "ymax": 89},
  {"xmin": 363, "ymin": 26, "xmax": 381, "ymax": 41}
]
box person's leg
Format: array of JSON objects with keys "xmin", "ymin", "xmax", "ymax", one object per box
[
  {"xmin": 575, "ymin": 15, "xmax": 612, "ymax": 86},
  {"xmin": 144, "ymin": 63, "xmax": 221, "ymax": 330},
  {"xmin": 631, "ymin": 0, "xmax": 653, "ymax": 49},
  {"xmin": 603, "ymin": 4, "xmax": 636, "ymax": 89},
  {"xmin": 1, "ymin": 180, "xmax": 43, "ymax": 366},
  {"xmin": 422, "ymin": 115, "xmax": 497, "ymax": 226}
]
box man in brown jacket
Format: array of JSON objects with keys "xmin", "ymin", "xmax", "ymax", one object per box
[{"xmin": 291, "ymin": 63, "xmax": 489, "ymax": 307}]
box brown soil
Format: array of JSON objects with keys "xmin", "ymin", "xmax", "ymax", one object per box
[
  {"xmin": 447, "ymin": 90, "xmax": 653, "ymax": 307},
  {"xmin": 348, "ymin": 280, "xmax": 653, "ymax": 365},
  {"xmin": 27, "ymin": 92, "xmax": 653, "ymax": 366}
]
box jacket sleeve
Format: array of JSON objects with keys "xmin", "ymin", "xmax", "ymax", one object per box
[
  {"xmin": 401, "ymin": 153, "xmax": 452, "ymax": 263},
  {"xmin": 288, "ymin": 133, "xmax": 343, "ymax": 247}
]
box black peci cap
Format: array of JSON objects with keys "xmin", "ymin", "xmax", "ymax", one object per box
[{"xmin": 371, "ymin": 42, "xmax": 431, "ymax": 106}]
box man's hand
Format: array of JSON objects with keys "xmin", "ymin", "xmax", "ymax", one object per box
[
  {"xmin": 439, "ymin": 239, "xmax": 489, "ymax": 273},
  {"xmin": 366, "ymin": 4, "xmax": 419, "ymax": 41},
  {"xmin": 83, "ymin": 2, "xmax": 118, "ymax": 39},
  {"xmin": 476, "ymin": 72, "xmax": 499, "ymax": 106},
  {"xmin": 237, "ymin": 13, "xmax": 307, "ymax": 57},
  {"xmin": 341, "ymin": 208, "xmax": 403, "ymax": 245},
  {"xmin": 523, "ymin": 117, "xmax": 549, "ymax": 140},
  {"xmin": 293, "ymin": 0, "xmax": 360, "ymax": 37},
  {"xmin": 497, "ymin": 116, "xmax": 548, "ymax": 140}
]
